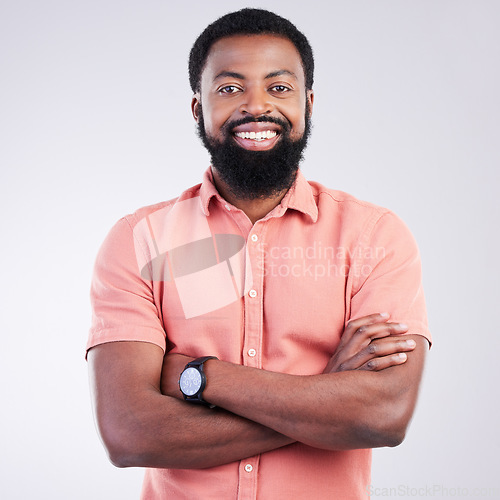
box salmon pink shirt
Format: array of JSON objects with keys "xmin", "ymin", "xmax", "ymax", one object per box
[{"xmin": 87, "ymin": 168, "xmax": 430, "ymax": 499}]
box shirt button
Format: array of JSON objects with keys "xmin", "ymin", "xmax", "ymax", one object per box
[
  {"xmin": 248, "ymin": 348, "xmax": 256, "ymax": 357},
  {"xmin": 244, "ymin": 464, "xmax": 253, "ymax": 473},
  {"xmin": 250, "ymin": 234, "xmax": 258, "ymax": 242},
  {"xmin": 248, "ymin": 289, "xmax": 257, "ymax": 298}
]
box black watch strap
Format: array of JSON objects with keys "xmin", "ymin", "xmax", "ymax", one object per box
[{"xmin": 187, "ymin": 356, "xmax": 218, "ymax": 368}]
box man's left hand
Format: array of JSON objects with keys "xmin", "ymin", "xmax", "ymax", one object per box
[{"xmin": 324, "ymin": 313, "xmax": 416, "ymax": 374}]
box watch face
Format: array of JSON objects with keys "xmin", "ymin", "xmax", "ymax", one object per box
[{"xmin": 180, "ymin": 367, "xmax": 202, "ymax": 396}]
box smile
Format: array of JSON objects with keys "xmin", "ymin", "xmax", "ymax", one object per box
[{"xmin": 234, "ymin": 130, "xmax": 278, "ymax": 141}]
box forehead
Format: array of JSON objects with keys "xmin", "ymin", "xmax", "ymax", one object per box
[{"xmin": 201, "ymin": 34, "xmax": 306, "ymax": 86}]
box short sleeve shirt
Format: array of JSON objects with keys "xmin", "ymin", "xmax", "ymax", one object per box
[{"xmin": 87, "ymin": 168, "xmax": 430, "ymax": 500}]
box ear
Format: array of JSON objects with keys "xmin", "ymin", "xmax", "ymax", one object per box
[
  {"xmin": 306, "ymin": 90, "xmax": 314, "ymax": 117},
  {"xmin": 191, "ymin": 94, "xmax": 201, "ymax": 123}
]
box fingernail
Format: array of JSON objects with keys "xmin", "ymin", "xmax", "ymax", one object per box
[
  {"xmin": 380, "ymin": 312, "xmax": 390, "ymax": 318},
  {"xmin": 398, "ymin": 353, "xmax": 407, "ymax": 360},
  {"xmin": 398, "ymin": 323, "xmax": 408, "ymax": 330},
  {"xmin": 407, "ymin": 339, "xmax": 416, "ymax": 347}
]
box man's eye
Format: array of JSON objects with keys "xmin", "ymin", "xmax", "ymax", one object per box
[
  {"xmin": 270, "ymin": 85, "xmax": 290, "ymax": 93},
  {"xmin": 219, "ymin": 86, "xmax": 240, "ymax": 94}
]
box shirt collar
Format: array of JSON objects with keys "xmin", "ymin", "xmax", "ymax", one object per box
[
  {"xmin": 199, "ymin": 167, "xmax": 224, "ymax": 216},
  {"xmin": 199, "ymin": 167, "xmax": 318, "ymax": 223}
]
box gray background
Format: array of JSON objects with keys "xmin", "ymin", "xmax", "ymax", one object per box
[{"xmin": 1, "ymin": 0, "xmax": 498, "ymax": 498}]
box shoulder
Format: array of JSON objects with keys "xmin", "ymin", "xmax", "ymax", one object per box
[
  {"xmin": 308, "ymin": 180, "xmax": 388, "ymax": 215},
  {"xmin": 304, "ymin": 179, "xmax": 418, "ymax": 253},
  {"xmin": 121, "ymin": 183, "xmax": 203, "ymax": 231},
  {"xmin": 308, "ymin": 180, "xmax": 401, "ymax": 233},
  {"xmin": 96, "ymin": 182, "xmax": 203, "ymax": 263}
]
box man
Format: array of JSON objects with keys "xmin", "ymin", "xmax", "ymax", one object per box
[{"xmin": 87, "ymin": 8, "xmax": 431, "ymax": 499}]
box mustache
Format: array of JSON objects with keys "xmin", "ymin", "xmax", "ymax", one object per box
[{"xmin": 222, "ymin": 115, "xmax": 292, "ymax": 134}]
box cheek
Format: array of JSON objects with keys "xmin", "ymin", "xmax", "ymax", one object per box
[
  {"xmin": 289, "ymin": 110, "xmax": 307, "ymax": 139},
  {"xmin": 201, "ymin": 102, "xmax": 230, "ymax": 138},
  {"xmin": 285, "ymin": 97, "xmax": 308, "ymax": 138}
]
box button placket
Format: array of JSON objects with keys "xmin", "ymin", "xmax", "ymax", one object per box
[
  {"xmin": 237, "ymin": 456, "xmax": 260, "ymax": 500},
  {"xmin": 242, "ymin": 225, "xmax": 265, "ymax": 371}
]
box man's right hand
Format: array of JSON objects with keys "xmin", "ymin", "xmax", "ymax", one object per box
[{"xmin": 324, "ymin": 313, "xmax": 416, "ymax": 374}]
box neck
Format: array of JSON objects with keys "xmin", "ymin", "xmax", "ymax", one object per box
[{"xmin": 211, "ymin": 168, "xmax": 288, "ymax": 225}]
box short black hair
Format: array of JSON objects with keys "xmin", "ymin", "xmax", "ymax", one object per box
[{"xmin": 189, "ymin": 8, "xmax": 314, "ymax": 93}]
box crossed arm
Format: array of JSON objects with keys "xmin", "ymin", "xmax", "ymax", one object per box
[{"xmin": 88, "ymin": 314, "xmax": 428, "ymax": 469}]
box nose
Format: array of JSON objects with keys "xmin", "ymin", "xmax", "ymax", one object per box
[{"xmin": 238, "ymin": 87, "xmax": 273, "ymax": 116}]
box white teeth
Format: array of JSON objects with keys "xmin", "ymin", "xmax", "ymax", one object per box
[{"xmin": 234, "ymin": 130, "xmax": 277, "ymax": 141}]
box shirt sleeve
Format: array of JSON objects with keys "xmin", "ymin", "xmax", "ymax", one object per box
[
  {"xmin": 86, "ymin": 216, "xmax": 166, "ymax": 356},
  {"xmin": 349, "ymin": 211, "xmax": 431, "ymax": 345}
]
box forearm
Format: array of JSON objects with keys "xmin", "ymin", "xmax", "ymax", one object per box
[
  {"xmin": 113, "ymin": 393, "xmax": 292, "ymax": 469},
  {"xmin": 89, "ymin": 342, "xmax": 292, "ymax": 470},
  {"xmin": 200, "ymin": 345, "xmax": 424, "ymax": 450}
]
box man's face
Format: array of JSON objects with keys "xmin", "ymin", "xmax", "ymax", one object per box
[{"xmin": 192, "ymin": 34, "xmax": 314, "ymax": 200}]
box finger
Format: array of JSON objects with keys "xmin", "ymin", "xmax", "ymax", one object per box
[
  {"xmin": 353, "ymin": 337, "xmax": 416, "ymax": 369},
  {"xmin": 345, "ymin": 312, "xmax": 390, "ymax": 331},
  {"xmin": 341, "ymin": 312, "xmax": 391, "ymax": 345},
  {"xmin": 360, "ymin": 352, "xmax": 409, "ymax": 371},
  {"xmin": 333, "ymin": 322, "xmax": 408, "ymax": 372},
  {"xmin": 337, "ymin": 337, "xmax": 416, "ymax": 372},
  {"xmin": 353, "ymin": 321, "xmax": 409, "ymax": 343},
  {"xmin": 341, "ymin": 322, "xmax": 409, "ymax": 358}
]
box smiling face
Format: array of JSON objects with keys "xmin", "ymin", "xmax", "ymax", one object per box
[
  {"xmin": 192, "ymin": 34, "xmax": 314, "ymax": 200},
  {"xmin": 193, "ymin": 33, "xmax": 313, "ymax": 149}
]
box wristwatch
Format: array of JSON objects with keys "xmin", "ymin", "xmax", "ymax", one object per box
[{"xmin": 179, "ymin": 356, "xmax": 218, "ymax": 408}]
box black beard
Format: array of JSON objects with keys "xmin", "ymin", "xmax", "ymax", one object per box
[{"xmin": 197, "ymin": 106, "xmax": 311, "ymax": 200}]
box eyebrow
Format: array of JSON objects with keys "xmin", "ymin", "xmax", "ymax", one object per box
[
  {"xmin": 265, "ymin": 70, "xmax": 297, "ymax": 80},
  {"xmin": 213, "ymin": 69, "xmax": 298, "ymax": 82},
  {"xmin": 213, "ymin": 71, "xmax": 245, "ymax": 82}
]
